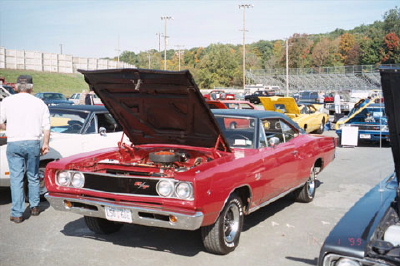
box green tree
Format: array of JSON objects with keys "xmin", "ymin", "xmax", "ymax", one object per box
[
  {"xmin": 383, "ymin": 7, "xmax": 400, "ymax": 35},
  {"xmin": 249, "ymin": 40, "xmax": 274, "ymax": 69},
  {"xmin": 197, "ymin": 44, "xmax": 240, "ymax": 89},
  {"xmin": 266, "ymin": 40, "xmax": 285, "ymax": 68},
  {"xmin": 358, "ymin": 23, "xmax": 385, "ymax": 65},
  {"xmin": 119, "ymin": 51, "xmax": 138, "ymax": 66}
]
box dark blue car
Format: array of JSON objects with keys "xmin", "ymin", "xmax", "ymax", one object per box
[
  {"xmin": 336, "ymin": 103, "xmax": 389, "ymax": 144},
  {"xmin": 318, "ymin": 67, "xmax": 400, "ymax": 266},
  {"xmin": 35, "ymin": 92, "xmax": 74, "ymax": 106}
]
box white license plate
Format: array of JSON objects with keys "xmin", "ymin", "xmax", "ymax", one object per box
[
  {"xmin": 360, "ymin": 134, "xmax": 371, "ymax": 139},
  {"xmin": 105, "ymin": 206, "xmax": 132, "ymax": 223}
]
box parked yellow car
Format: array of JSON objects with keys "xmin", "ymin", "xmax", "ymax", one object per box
[{"xmin": 259, "ymin": 96, "xmax": 329, "ymax": 134}]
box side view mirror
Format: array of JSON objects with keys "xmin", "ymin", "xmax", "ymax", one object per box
[
  {"xmin": 99, "ymin": 127, "xmax": 107, "ymax": 136},
  {"xmin": 269, "ymin": 137, "xmax": 280, "ymax": 147}
]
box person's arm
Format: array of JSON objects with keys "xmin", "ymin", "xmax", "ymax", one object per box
[
  {"xmin": 41, "ymin": 105, "xmax": 51, "ymax": 155},
  {"xmin": 0, "ymin": 100, "xmax": 7, "ymax": 129},
  {"xmin": 41, "ymin": 129, "xmax": 50, "ymax": 155}
]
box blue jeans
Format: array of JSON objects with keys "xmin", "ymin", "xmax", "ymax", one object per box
[{"xmin": 6, "ymin": 140, "xmax": 41, "ymax": 217}]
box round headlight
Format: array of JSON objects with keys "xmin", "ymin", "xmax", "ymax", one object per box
[
  {"xmin": 157, "ymin": 180, "xmax": 174, "ymax": 197},
  {"xmin": 71, "ymin": 172, "xmax": 85, "ymax": 188},
  {"xmin": 175, "ymin": 182, "xmax": 193, "ymax": 199},
  {"xmin": 336, "ymin": 258, "xmax": 361, "ymax": 266},
  {"xmin": 57, "ymin": 171, "xmax": 71, "ymax": 186}
]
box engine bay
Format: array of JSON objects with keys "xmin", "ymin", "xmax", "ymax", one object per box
[{"xmin": 89, "ymin": 144, "xmax": 222, "ymax": 178}]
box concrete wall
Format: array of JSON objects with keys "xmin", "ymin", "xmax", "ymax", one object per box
[{"xmin": 0, "ymin": 47, "xmax": 135, "ymax": 73}]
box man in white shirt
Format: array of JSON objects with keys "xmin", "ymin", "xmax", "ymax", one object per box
[
  {"xmin": 334, "ymin": 92, "xmax": 341, "ymax": 114},
  {"xmin": 0, "ymin": 75, "xmax": 50, "ymax": 223}
]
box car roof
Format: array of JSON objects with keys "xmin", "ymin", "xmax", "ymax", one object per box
[
  {"xmin": 219, "ymin": 100, "xmax": 252, "ymax": 104},
  {"xmin": 212, "ymin": 108, "xmax": 291, "ymax": 120},
  {"xmin": 49, "ymin": 105, "xmax": 107, "ymax": 112},
  {"xmin": 212, "ymin": 109, "xmax": 303, "ymax": 131}
]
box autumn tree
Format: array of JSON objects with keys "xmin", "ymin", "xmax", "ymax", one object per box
[
  {"xmin": 338, "ymin": 33, "xmax": 361, "ymax": 65},
  {"xmin": 312, "ymin": 38, "xmax": 342, "ymax": 67},
  {"xmin": 287, "ymin": 34, "xmax": 314, "ymax": 68},
  {"xmin": 381, "ymin": 32, "xmax": 400, "ymax": 63}
]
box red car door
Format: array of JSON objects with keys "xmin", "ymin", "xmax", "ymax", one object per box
[{"xmin": 260, "ymin": 118, "xmax": 300, "ymax": 201}]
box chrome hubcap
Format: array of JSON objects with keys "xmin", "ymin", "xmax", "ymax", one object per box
[
  {"xmin": 307, "ymin": 169, "xmax": 316, "ymax": 197},
  {"xmin": 224, "ymin": 203, "xmax": 240, "ymax": 243}
]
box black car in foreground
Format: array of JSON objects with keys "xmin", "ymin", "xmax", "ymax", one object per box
[{"xmin": 318, "ymin": 67, "xmax": 400, "ymax": 266}]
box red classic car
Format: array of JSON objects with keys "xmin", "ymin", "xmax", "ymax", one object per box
[
  {"xmin": 206, "ymin": 99, "xmax": 261, "ymax": 110},
  {"xmin": 45, "ymin": 69, "xmax": 336, "ymax": 255},
  {"xmin": 203, "ymin": 89, "xmax": 236, "ymax": 100}
]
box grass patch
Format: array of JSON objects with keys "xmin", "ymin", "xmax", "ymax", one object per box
[{"xmin": 0, "ymin": 69, "xmax": 89, "ymax": 97}]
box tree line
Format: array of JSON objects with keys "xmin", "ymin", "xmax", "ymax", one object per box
[{"xmin": 114, "ymin": 7, "xmax": 400, "ymax": 89}]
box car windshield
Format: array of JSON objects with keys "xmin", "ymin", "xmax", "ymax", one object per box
[
  {"xmin": 44, "ymin": 93, "xmax": 67, "ymax": 100},
  {"xmin": 50, "ymin": 109, "xmax": 89, "ymax": 133},
  {"xmin": 215, "ymin": 115, "xmax": 256, "ymax": 149},
  {"xmin": 3, "ymin": 85, "xmax": 16, "ymax": 94}
]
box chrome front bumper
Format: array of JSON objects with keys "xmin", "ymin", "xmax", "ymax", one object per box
[{"xmin": 45, "ymin": 193, "xmax": 204, "ymax": 231}]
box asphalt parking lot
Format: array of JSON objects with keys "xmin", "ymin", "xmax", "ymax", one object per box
[{"xmin": 0, "ymin": 131, "xmax": 394, "ymax": 266}]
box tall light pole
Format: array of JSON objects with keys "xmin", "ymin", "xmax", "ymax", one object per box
[
  {"xmin": 156, "ymin": 32, "xmax": 162, "ymax": 52},
  {"xmin": 286, "ymin": 38, "xmax": 289, "ymax": 96},
  {"xmin": 115, "ymin": 34, "xmax": 120, "ymax": 64},
  {"xmin": 175, "ymin": 45, "xmax": 184, "ymax": 71},
  {"xmin": 161, "ymin": 16, "xmax": 173, "ymax": 70},
  {"xmin": 239, "ymin": 4, "xmax": 253, "ymax": 91}
]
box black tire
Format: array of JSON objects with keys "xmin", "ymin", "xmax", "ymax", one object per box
[
  {"xmin": 201, "ymin": 194, "xmax": 244, "ymax": 255},
  {"xmin": 84, "ymin": 216, "xmax": 124, "ymax": 234},
  {"xmin": 294, "ymin": 167, "xmax": 317, "ymax": 203},
  {"xmin": 38, "ymin": 166, "xmax": 48, "ymax": 197}
]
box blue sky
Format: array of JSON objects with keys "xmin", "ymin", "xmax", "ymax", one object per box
[{"xmin": 0, "ymin": 0, "xmax": 398, "ymax": 59}]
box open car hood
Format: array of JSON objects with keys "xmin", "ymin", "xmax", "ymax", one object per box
[
  {"xmin": 78, "ymin": 68, "xmax": 230, "ymax": 152},
  {"xmin": 259, "ymin": 96, "xmax": 301, "ymax": 115},
  {"xmin": 380, "ymin": 66, "xmax": 400, "ymax": 186}
]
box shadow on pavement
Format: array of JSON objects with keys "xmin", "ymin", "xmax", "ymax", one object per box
[
  {"xmin": 286, "ymin": 256, "xmax": 318, "ymax": 265},
  {"xmin": 59, "ymin": 190, "xmax": 317, "ymax": 256}
]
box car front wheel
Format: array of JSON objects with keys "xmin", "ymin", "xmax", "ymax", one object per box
[
  {"xmin": 201, "ymin": 193, "xmax": 244, "ymax": 255},
  {"xmin": 84, "ymin": 216, "xmax": 124, "ymax": 234}
]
